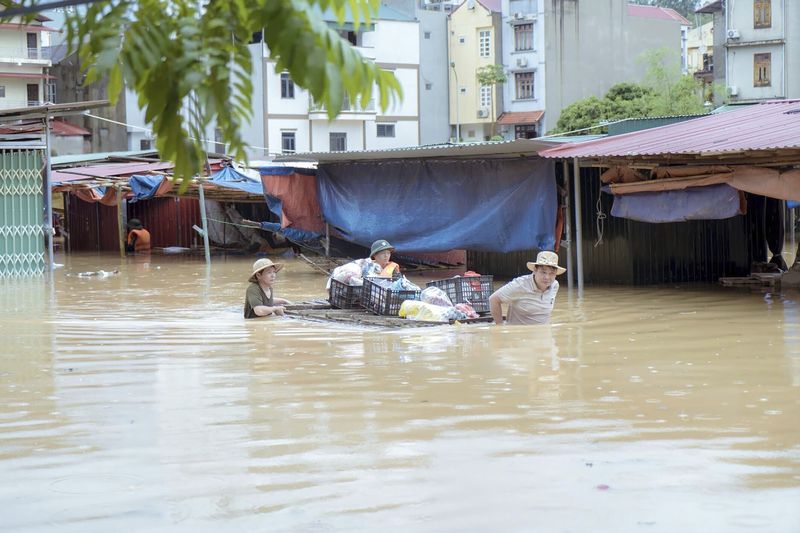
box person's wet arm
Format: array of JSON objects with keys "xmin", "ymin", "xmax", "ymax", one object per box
[{"xmin": 489, "ymin": 292, "xmax": 504, "ymax": 325}]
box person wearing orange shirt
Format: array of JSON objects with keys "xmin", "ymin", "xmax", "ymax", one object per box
[{"xmin": 125, "ymin": 218, "xmax": 151, "ymax": 253}]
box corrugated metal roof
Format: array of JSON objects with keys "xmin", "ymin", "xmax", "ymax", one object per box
[
  {"xmin": 0, "ymin": 100, "xmax": 110, "ymax": 121},
  {"xmin": 497, "ymin": 110, "xmax": 544, "ymax": 125},
  {"xmin": 540, "ymin": 100, "xmax": 800, "ymax": 159},
  {"xmin": 273, "ymin": 138, "xmax": 561, "ymax": 163},
  {"xmin": 626, "ymin": 4, "xmax": 691, "ymax": 25}
]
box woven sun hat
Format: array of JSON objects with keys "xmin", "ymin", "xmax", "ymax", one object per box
[
  {"xmin": 127, "ymin": 218, "xmax": 143, "ymax": 229},
  {"xmin": 249, "ymin": 258, "xmax": 283, "ymax": 282},
  {"xmin": 370, "ymin": 239, "xmax": 395, "ymax": 258},
  {"xmin": 527, "ymin": 250, "xmax": 566, "ymax": 275}
]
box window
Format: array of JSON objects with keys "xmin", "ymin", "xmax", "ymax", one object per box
[
  {"xmin": 281, "ymin": 131, "xmax": 296, "ymax": 154},
  {"xmin": 515, "ymin": 71, "xmax": 534, "ymax": 99},
  {"xmin": 425, "ymin": 82, "xmax": 432, "ymax": 90},
  {"xmin": 338, "ymin": 30, "xmax": 358, "ymax": 46},
  {"xmin": 140, "ymin": 139, "xmax": 152, "ymax": 150},
  {"xmin": 754, "ymin": 53, "xmax": 771, "ymax": 87},
  {"xmin": 330, "ymin": 132, "xmax": 347, "ymax": 152},
  {"xmin": 0, "ymin": 86, "xmax": 5, "ymax": 98},
  {"xmin": 515, "ymin": 124, "xmax": 537, "ymax": 139},
  {"xmin": 458, "ymin": 36, "xmax": 466, "ymax": 44},
  {"xmin": 280, "ymin": 73, "xmax": 294, "ymax": 99},
  {"xmin": 514, "ymin": 23, "xmax": 533, "ymax": 51},
  {"xmin": 459, "ymin": 86, "xmax": 467, "ymax": 94},
  {"xmin": 424, "ymin": 31, "xmax": 431, "ymax": 39},
  {"xmin": 754, "ymin": 0, "xmax": 771, "ymax": 29},
  {"xmin": 45, "ymin": 82, "xmax": 56, "ymax": 103},
  {"xmin": 377, "ymin": 124, "xmax": 395, "ymax": 138},
  {"xmin": 214, "ymin": 128, "xmax": 225, "ymax": 153},
  {"xmin": 480, "ymin": 85, "xmax": 491, "ymax": 107},
  {"xmin": 479, "ymin": 30, "xmax": 491, "ymax": 57}
]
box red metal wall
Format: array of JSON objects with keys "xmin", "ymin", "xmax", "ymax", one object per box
[{"xmin": 65, "ymin": 194, "xmax": 201, "ymax": 251}]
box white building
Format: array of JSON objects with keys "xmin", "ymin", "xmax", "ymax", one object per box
[
  {"xmin": 495, "ymin": 0, "xmax": 690, "ymax": 138},
  {"xmin": 0, "ymin": 14, "xmax": 56, "ymax": 109},
  {"xmin": 698, "ymin": 0, "xmax": 799, "ymax": 103},
  {"xmin": 124, "ymin": 5, "xmax": 422, "ymax": 158}
]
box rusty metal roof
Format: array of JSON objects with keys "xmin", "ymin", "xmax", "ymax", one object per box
[
  {"xmin": 539, "ymin": 100, "xmax": 800, "ymax": 159},
  {"xmin": 496, "ymin": 110, "xmax": 544, "ymax": 125}
]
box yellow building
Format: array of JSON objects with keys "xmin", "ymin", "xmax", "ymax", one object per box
[
  {"xmin": 447, "ymin": 0, "xmax": 503, "ymax": 142},
  {"xmin": 687, "ymin": 21, "xmax": 714, "ymax": 74}
]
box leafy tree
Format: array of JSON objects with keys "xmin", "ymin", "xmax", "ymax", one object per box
[
  {"xmin": 476, "ymin": 64, "xmax": 506, "ymax": 137},
  {"xmin": 552, "ymin": 48, "xmax": 705, "ymax": 134},
  {"xmin": 3, "ymin": 0, "xmax": 402, "ymax": 184}
]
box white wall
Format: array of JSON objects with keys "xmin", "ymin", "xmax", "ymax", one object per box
[
  {"xmin": 374, "ymin": 20, "xmax": 420, "ymax": 65},
  {"xmin": 364, "ymin": 119, "xmax": 418, "ymax": 149},
  {"xmin": 728, "ymin": 44, "xmax": 786, "ymax": 100},
  {"xmin": 310, "ymin": 121, "xmax": 364, "ymax": 152},
  {"xmin": 268, "ymin": 118, "xmax": 311, "ymax": 155}
]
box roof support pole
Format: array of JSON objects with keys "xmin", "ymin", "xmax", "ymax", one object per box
[
  {"xmin": 197, "ymin": 181, "xmax": 211, "ymax": 264},
  {"xmin": 116, "ymin": 184, "xmax": 125, "ymax": 257},
  {"xmin": 43, "ymin": 109, "xmax": 54, "ymax": 273},
  {"xmin": 562, "ymin": 159, "xmax": 573, "ymax": 288},
  {"xmin": 572, "ymin": 157, "xmax": 584, "ymax": 291}
]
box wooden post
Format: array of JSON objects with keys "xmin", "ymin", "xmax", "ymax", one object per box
[
  {"xmin": 116, "ymin": 184, "xmax": 125, "ymax": 257},
  {"xmin": 573, "ymin": 157, "xmax": 584, "ymax": 291},
  {"xmin": 43, "ymin": 110, "xmax": 54, "ymax": 272},
  {"xmin": 198, "ymin": 181, "xmax": 211, "ymax": 264},
  {"xmin": 562, "ymin": 159, "xmax": 573, "ymax": 288}
]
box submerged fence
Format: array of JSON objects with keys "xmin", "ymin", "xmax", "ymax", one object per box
[{"xmin": 0, "ymin": 149, "xmax": 45, "ymax": 277}]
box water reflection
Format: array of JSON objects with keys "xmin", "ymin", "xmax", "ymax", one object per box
[{"xmin": 0, "ymin": 253, "xmax": 799, "ymax": 531}]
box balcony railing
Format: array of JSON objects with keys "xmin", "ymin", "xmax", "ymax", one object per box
[
  {"xmin": 309, "ymin": 95, "xmax": 376, "ymax": 114},
  {"xmin": 0, "ymin": 100, "xmax": 45, "ymax": 110},
  {"xmin": 0, "ymin": 47, "xmax": 55, "ymax": 61}
]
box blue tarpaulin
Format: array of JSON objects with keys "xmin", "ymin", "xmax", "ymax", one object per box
[
  {"xmin": 317, "ymin": 159, "xmax": 557, "ymax": 253},
  {"xmin": 610, "ymin": 184, "xmax": 742, "ymax": 223},
  {"xmin": 209, "ymin": 166, "xmax": 264, "ymax": 195},
  {"xmin": 128, "ymin": 175, "xmax": 165, "ymax": 203}
]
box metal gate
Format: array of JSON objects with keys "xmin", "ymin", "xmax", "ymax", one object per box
[{"xmin": 0, "ymin": 149, "xmax": 45, "ymax": 276}]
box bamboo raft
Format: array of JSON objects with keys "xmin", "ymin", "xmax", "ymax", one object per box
[{"xmin": 284, "ymin": 301, "xmax": 494, "ymax": 329}]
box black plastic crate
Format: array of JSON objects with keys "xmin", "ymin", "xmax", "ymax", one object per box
[
  {"xmin": 329, "ymin": 278, "xmax": 363, "ymax": 309},
  {"xmin": 362, "ymin": 277, "xmax": 421, "ymax": 316},
  {"xmin": 425, "ymin": 275, "xmax": 493, "ymax": 313}
]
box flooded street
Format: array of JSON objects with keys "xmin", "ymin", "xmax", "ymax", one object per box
[{"xmin": 1, "ymin": 253, "xmax": 799, "ymax": 532}]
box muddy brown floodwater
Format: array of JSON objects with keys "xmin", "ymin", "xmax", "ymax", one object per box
[{"xmin": 1, "ymin": 252, "xmax": 799, "ymax": 532}]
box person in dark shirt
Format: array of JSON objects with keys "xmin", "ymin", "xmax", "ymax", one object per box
[{"xmin": 244, "ymin": 258, "xmax": 291, "ymax": 319}]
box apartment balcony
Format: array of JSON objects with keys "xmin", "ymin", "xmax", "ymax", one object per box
[
  {"xmin": 309, "ymin": 96, "xmax": 376, "ymax": 120},
  {"xmin": 0, "ymin": 47, "xmax": 53, "ymax": 66},
  {"xmin": 0, "ymin": 99, "xmax": 46, "ymax": 110}
]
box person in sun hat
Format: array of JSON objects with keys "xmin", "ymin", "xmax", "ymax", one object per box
[
  {"xmin": 125, "ymin": 218, "xmax": 151, "ymax": 253},
  {"xmin": 488, "ymin": 250, "xmax": 566, "ymax": 325},
  {"xmin": 244, "ymin": 258, "xmax": 292, "ymax": 319}
]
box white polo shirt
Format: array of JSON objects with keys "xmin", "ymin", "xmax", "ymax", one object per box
[{"xmin": 493, "ymin": 275, "xmax": 559, "ymax": 325}]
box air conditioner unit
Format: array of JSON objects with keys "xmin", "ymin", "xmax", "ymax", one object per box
[
  {"xmin": 728, "ymin": 85, "xmax": 739, "ymax": 96},
  {"xmin": 514, "ymin": 12, "xmax": 524, "ymax": 20},
  {"xmin": 727, "ymin": 28, "xmax": 740, "ymax": 39},
  {"xmin": 516, "ymin": 57, "xmax": 528, "ymax": 68},
  {"xmin": 477, "ymin": 108, "xmax": 489, "ymax": 118}
]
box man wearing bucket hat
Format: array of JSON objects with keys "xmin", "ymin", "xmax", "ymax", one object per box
[
  {"xmin": 488, "ymin": 250, "xmax": 566, "ymax": 325},
  {"xmin": 125, "ymin": 218, "xmax": 151, "ymax": 253},
  {"xmin": 244, "ymin": 258, "xmax": 292, "ymax": 319}
]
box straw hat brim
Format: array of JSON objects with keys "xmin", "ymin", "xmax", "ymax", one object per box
[
  {"xmin": 527, "ymin": 261, "xmax": 566, "ymax": 275},
  {"xmin": 249, "ymin": 262, "xmax": 283, "ymax": 282}
]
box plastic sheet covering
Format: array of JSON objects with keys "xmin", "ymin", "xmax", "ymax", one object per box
[
  {"xmin": 317, "ymin": 159, "xmax": 557, "ymax": 253},
  {"xmin": 610, "ymin": 184, "xmax": 743, "ymax": 223},
  {"xmin": 209, "ymin": 166, "xmax": 264, "ymax": 195},
  {"xmin": 128, "ymin": 175, "xmax": 167, "ymax": 202},
  {"xmin": 259, "ymin": 167, "xmax": 325, "ymax": 233}
]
